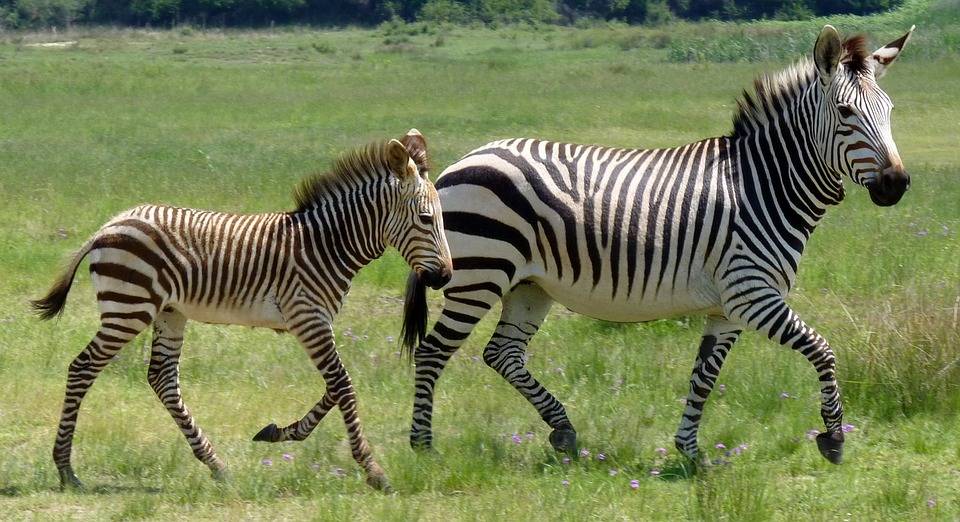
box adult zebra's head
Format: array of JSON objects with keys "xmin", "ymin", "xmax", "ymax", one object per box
[
  {"xmin": 384, "ymin": 129, "xmax": 452, "ymax": 290},
  {"xmin": 813, "ymin": 24, "xmax": 915, "ymax": 206}
]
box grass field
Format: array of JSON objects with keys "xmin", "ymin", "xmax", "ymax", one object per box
[{"xmin": 1, "ymin": 2, "xmax": 959, "ymax": 520}]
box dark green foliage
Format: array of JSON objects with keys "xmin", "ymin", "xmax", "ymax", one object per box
[{"xmin": 0, "ymin": 0, "xmax": 904, "ymax": 29}]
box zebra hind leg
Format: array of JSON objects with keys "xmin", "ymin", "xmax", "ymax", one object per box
[
  {"xmin": 480, "ymin": 283, "xmax": 576, "ymax": 453},
  {"xmin": 674, "ymin": 317, "xmax": 741, "ymax": 465},
  {"xmin": 53, "ymin": 314, "xmax": 150, "ymax": 490},
  {"xmin": 410, "ymin": 293, "xmax": 491, "ymax": 451},
  {"xmin": 147, "ymin": 309, "xmax": 227, "ymax": 480},
  {"xmin": 252, "ymin": 393, "xmax": 336, "ymax": 443}
]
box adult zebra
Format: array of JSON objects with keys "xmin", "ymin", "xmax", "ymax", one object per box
[
  {"xmin": 401, "ymin": 26, "xmax": 915, "ymax": 464},
  {"xmin": 32, "ymin": 131, "xmax": 451, "ymax": 492}
]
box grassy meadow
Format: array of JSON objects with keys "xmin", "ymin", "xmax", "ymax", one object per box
[{"xmin": 1, "ymin": 3, "xmax": 959, "ymax": 520}]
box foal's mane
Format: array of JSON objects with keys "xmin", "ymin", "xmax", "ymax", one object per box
[
  {"xmin": 729, "ymin": 35, "xmax": 870, "ymax": 138},
  {"xmin": 292, "ymin": 142, "xmax": 394, "ymax": 212}
]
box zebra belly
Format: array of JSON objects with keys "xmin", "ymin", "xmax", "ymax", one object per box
[
  {"xmin": 531, "ymin": 275, "xmax": 723, "ymax": 323},
  {"xmin": 174, "ymin": 298, "xmax": 286, "ymax": 330}
]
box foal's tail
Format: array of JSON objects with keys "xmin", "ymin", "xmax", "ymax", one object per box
[{"xmin": 31, "ymin": 237, "xmax": 96, "ymax": 320}]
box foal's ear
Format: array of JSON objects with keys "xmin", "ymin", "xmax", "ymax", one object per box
[
  {"xmin": 399, "ymin": 128, "xmax": 430, "ymax": 180},
  {"xmin": 387, "ymin": 139, "xmax": 416, "ymax": 180},
  {"xmin": 871, "ymin": 25, "xmax": 915, "ymax": 79},
  {"xmin": 814, "ymin": 25, "xmax": 843, "ymax": 85}
]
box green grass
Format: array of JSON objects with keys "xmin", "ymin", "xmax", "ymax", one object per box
[{"xmin": 1, "ymin": 6, "xmax": 959, "ymax": 520}]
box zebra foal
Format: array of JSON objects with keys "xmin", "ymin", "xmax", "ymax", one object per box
[
  {"xmin": 401, "ymin": 26, "xmax": 915, "ymax": 465},
  {"xmin": 33, "ymin": 130, "xmax": 451, "ymax": 492}
]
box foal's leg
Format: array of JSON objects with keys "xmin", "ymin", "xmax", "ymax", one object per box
[
  {"xmin": 675, "ymin": 316, "xmax": 742, "ymax": 462},
  {"xmin": 147, "ymin": 309, "xmax": 226, "ymax": 479},
  {"xmin": 479, "ymin": 283, "xmax": 576, "ymax": 452},
  {"xmin": 259, "ymin": 317, "xmax": 390, "ymax": 491},
  {"xmin": 252, "ymin": 393, "xmax": 336, "ymax": 443},
  {"xmin": 53, "ymin": 312, "xmax": 150, "ymax": 490}
]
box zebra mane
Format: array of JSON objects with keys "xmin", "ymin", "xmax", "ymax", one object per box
[
  {"xmin": 730, "ymin": 35, "xmax": 869, "ymax": 138},
  {"xmin": 292, "ymin": 141, "xmax": 394, "ymax": 212}
]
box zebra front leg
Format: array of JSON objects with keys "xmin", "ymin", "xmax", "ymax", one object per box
[
  {"xmin": 675, "ymin": 317, "xmax": 742, "ymax": 463},
  {"xmin": 481, "ymin": 284, "xmax": 576, "ymax": 452},
  {"xmin": 54, "ymin": 314, "xmax": 149, "ymax": 490},
  {"xmin": 726, "ymin": 295, "xmax": 845, "ymax": 464},
  {"xmin": 148, "ymin": 310, "xmax": 226, "ymax": 480},
  {"xmin": 278, "ymin": 318, "xmax": 390, "ymax": 491}
]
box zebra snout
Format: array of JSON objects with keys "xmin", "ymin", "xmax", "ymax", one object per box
[
  {"xmin": 418, "ymin": 266, "xmax": 451, "ymax": 290},
  {"xmin": 868, "ymin": 164, "xmax": 910, "ymax": 207}
]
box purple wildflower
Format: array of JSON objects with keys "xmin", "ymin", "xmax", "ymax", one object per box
[
  {"xmin": 629, "ymin": 479, "xmax": 640, "ymax": 490},
  {"xmin": 282, "ymin": 453, "xmax": 294, "ymax": 462},
  {"xmin": 561, "ymin": 479, "xmax": 570, "ymax": 487},
  {"xmin": 511, "ymin": 434, "xmax": 523, "ymax": 444},
  {"xmin": 525, "ymin": 431, "xmax": 535, "ymax": 441},
  {"xmin": 715, "ymin": 443, "xmax": 726, "ymax": 450},
  {"xmin": 609, "ymin": 468, "xmax": 619, "ymax": 476},
  {"xmin": 597, "ymin": 453, "xmax": 606, "ymax": 461},
  {"xmin": 655, "ymin": 447, "xmax": 668, "ymax": 457},
  {"xmin": 733, "ymin": 443, "xmax": 748, "ymax": 455},
  {"xmin": 779, "ymin": 391, "xmax": 790, "ymax": 399},
  {"xmin": 579, "ymin": 448, "xmax": 591, "ymax": 458},
  {"xmin": 927, "ymin": 498, "xmax": 937, "ymax": 508},
  {"xmin": 806, "ymin": 429, "xmax": 819, "ymax": 441},
  {"xmin": 650, "ymin": 468, "xmax": 661, "ymax": 477},
  {"xmin": 261, "ymin": 458, "xmax": 273, "ymax": 467},
  {"xmin": 717, "ymin": 384, "xmax": 726, "ymax": 394},
  {"xmin": 842, "ymin": 423, "xmax": 856, "ymax": 433},
  {"xmin": 562, "ymin": 456, "xmax": 571, "ymax": 465},
  {"xmin": 332, "ymin": 467, "xmax": 346, "ymax": 478}
]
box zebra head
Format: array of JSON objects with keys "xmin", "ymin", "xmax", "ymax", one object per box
[
  {"xmin": 384, "ymin": 129, "xmax": 452, "ymax": 290},
  {"xmin": 814, "ymin": 24, "xmax": 915, "ymax": 206}
]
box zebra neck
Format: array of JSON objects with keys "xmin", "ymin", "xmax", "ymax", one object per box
[
  {"xmin": 732, "ymin": 93, "xmax": 843, "ymax": 241},
  {"xmin": 295, "ymin": 194, "xmax": 387, "ymax": 275}
]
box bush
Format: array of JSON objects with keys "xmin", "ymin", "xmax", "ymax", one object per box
[
  {"xmin": 312, "ymin": 41, "xmax": 334, "ymax": 53},
  {"xmin": 418, "ymin": 0, "xmax": 472, "ymax": 24},
  {"xmin": 3, "ymin": 0, "xmax": 89, "ymax": 28}
]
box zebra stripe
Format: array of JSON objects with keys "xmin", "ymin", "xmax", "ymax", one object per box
[
  {"xmin": 404, "ymin": 25, "xmax": 914, "ymax": 464},
  {"xmin": 34, "ymin": 131, "xmax": 451, "ymax": 492}
]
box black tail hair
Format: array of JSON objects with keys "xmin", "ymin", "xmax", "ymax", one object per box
[
  {"xmin": 31, "ymin": 239, "xmax": 93, "ymax": 321},
  {"xmin": 400, "ymin": 270, "xmax": 428, "ymax": 361}
]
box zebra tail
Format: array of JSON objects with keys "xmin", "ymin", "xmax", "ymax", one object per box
[
  {"xmin": 31, "ymin": 237, "xmax": 96, "ymax": 321},
  {"xmin": 400, "ymin": 270, "xmax": 428, "ymax": 361}
]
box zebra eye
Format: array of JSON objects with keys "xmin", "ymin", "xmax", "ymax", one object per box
[
  {"xmin": 419, "ymin": 213, "xmax": 434, "ymax": 225},
  {"xmin": 837, "ymin": 104, "xmax": 855, "ymax": 119}
]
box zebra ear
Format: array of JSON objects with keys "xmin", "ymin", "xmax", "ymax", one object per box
[
  {"xmin": 814, "ymin": 25, "xmax": 842, "ymax": 85},
  {"xmin": 399, "ymin": 129, "xmax": 430, "ymax": 180},
  {"xmin": 871, "ymin": 25, "xmax": 915, "ymax": 79},
  {"xmin": 387, "ymin": 139, "xmax": 415, "ymax": 180}
]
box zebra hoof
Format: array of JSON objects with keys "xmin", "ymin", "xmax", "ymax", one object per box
[
  {"xmin": 816, "ymin": 432, "xmax": 844, "ymax": 464},
  {"xmin": 58, "ymin": 467, "xmax": 84, "ymax": 491},
  {"xmin": 366, "ymin": 474, "xmax": 394, "ymax": 493},
  {"xmin": 211, "ymin": 467, "xmax": 230, "ymax": 482},
  {"xmin": 409, "ymin": 433, "xmax": 434, "ymax": 452},
  {"xmin": 549, "ymin": 428, "xmax": 577, "ymax": 454},
  {"xmin": 253, "ymin": 423, "xmax": 281, "ymax": 442}
]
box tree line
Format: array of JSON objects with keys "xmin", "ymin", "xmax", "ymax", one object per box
[{"xmin": 0, "ymin": 0, "xmax": 901, "ymax": 30}]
